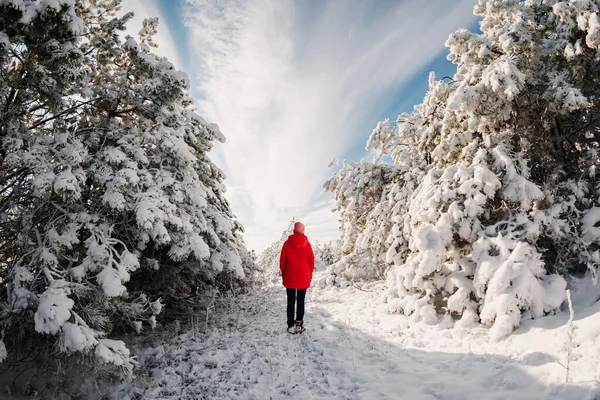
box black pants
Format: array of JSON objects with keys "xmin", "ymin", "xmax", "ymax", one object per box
[{"xmin": 286, "ymin": 288, "xmax": 307, "ymax": 327}]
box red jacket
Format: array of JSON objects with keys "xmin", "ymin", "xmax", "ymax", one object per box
[{"xmin": 280, "ymin": 234, "xmax": 314, "ymax": 289}]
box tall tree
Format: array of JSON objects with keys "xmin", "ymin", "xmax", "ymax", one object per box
[
  {"xmin": 327, "ymin": 0, "xmax": 600, "ymax": 339},
  {"xmin": 0, "ymin": 0, "xmax": 252, "ymax": 371}
]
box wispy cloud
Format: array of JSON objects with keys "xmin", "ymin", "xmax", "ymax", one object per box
[{"xmin": 178, "ymin": 0, "xmax": 478, "ymax": 252}]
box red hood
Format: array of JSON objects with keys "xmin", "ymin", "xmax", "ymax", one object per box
[{"xmin": 287, "ymin": 233, "xmax": 308, "ymax": 248}]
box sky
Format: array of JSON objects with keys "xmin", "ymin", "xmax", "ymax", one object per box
[{"xmin": 121, "ymin": 0, "xmax": 480, "ymax": 253}]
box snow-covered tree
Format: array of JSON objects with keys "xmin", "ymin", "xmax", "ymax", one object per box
[
  {"xmin": 313, "ymin": 240, "xmax": 340, "ymax": 268},
  {"xmin": 0, "ymin": 0, "xmax": 252, "ymax": 371},
  {"xmin": 324, "ymin": 159, "xmax": 420, "ymax": 281},
  {"xmin": 258, "ymin": 219, "xmax": 295, "ymax": 283},
  {"xmin": 326, "ymin": 0, "xmax": 600, "ymax": 339}
]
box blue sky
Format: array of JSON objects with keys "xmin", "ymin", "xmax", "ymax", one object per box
[{"xmin": 122, "ymin": 0, "xmax": 480, "ymax": 252}]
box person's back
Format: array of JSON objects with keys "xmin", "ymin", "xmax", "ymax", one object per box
[
  {"xmin": 280, "ymin": 222, "xmax": 314, "ymax": 333},
  {"xmin": 281, "ymin": 233, "xmax": 313, "ymax": 289}
]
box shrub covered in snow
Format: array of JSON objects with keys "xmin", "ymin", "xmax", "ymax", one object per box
[
  {"xmin": 0, "ymin": 0, "xmax": 253, "ymax": 371},
  {"xmin": 326, "ymin": 0, "xmax": 600, "ymax": 339},
  {"xmin": 313, "ymin": 240, "xmax": 341, "ymax": 269}
]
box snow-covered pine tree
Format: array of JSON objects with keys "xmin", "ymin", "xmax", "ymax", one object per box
[
  {"xmin": 323, "ymin": 160, "xmax": 409, "ymax": 281},
  {"xmin": 327, "ymin": 0, "xmax": 600, "ymax": 339},
  {"xmin": 0, "ymin": 0, "xmax": 252, "ymax": 371},
  {"xmin": 258, "ymin": 219, "xmax": 295, "ymax": 283},
  {"xmin": 313, "ymin": 240, "xmax": 339, "ymax": 268}
]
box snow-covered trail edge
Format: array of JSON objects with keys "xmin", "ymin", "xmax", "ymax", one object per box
[{"xmin": 112, "ymin": 280, "xmax": 600, "ymax": 400}]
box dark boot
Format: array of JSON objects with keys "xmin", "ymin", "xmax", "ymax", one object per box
[{"xmin": 295, "ymin": 320, "xmax": 305, "ymax": 334}]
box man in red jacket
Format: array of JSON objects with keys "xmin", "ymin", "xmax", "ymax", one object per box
[{"xmin": 280, "ymin": 221, "xmax": 315, "ymax": 334}]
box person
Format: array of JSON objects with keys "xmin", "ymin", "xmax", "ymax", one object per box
[{"xmin": 280, "ymin": 221, "xmax": 314, "ymax": 334}]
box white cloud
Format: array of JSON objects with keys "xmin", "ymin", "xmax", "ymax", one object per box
[
  {"xmin": 179, "ymin": 0, "xmax": 478, "ymax": 252},
  {"xmin": 120, "ymin": 0, "xmax": 183, "ymax": 70}
]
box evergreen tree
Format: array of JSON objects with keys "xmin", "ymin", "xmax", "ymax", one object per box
[
  {"xmin": 313, "ymin": 240, "xmax": 338, "ymax": 268},
  {"xmin": 258, "ymin": 219, "xmax": 295, "ymax": 283},
  {"xmin": 324, "ymin": 160, "xmax": 409, "ymax": 281},
  {"xmin": 326, "ymin": 0, "xmax": 600, "ymax": 339},
  {"xmin": 0, "ymin": 0, "xmax": 252, "ymax": 371}
]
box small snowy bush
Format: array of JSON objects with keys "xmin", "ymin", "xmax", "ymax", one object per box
[{"xmin": 313, "ymin": 240, "xmax": 340, "ymax": 269}]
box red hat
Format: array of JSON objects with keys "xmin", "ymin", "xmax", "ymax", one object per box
[{"xmin": 293, "ymin": 222, "xmax": 305, "ymax": 235}]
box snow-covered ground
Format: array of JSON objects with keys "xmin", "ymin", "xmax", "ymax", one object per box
[{"xmin": 99, "ymin": 271, "xmax": 600, "ymax": 400}]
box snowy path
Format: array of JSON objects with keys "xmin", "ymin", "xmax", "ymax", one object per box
[{"xmin": 121, "ymin": 283, "xmax": 600, "ymax": 400}]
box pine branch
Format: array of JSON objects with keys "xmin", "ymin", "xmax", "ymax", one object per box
[
  {"xmin": 4, "ymin": 88, "xmax": 17, "ymax": 113},
  {"xmin": 109, "ymin": 106, "xmax": 138, "ymax": 117},
  {"xmin": 28, "ymin": 97, "xmax": 101, "ymax": 130}
]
